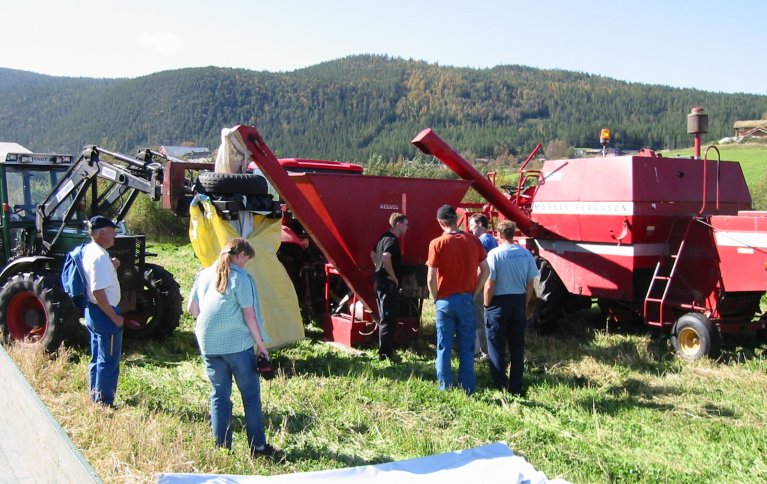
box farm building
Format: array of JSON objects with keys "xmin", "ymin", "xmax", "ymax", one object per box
[{"xmin": 733, "ymin": 120, "xmax": 767, "ymax": 139}]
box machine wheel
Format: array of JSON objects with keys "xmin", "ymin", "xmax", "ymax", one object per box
[
  {"xmin": 122, "ymin": 264, "xmax": 182, "ymax": 340},
  {"xmin": 0, "ymin": 272, "xmax": 82, "ymax": 352},
  {"xmin": 198, "ymin": 172, "xmax": 268, "ymax": 196},
  {"xmin": 670, "ymin": 313, "xmax": 721, "ymax": 360},
  {"xmin": 530, "ymin": 258, "xmax": 566, "ymax": 333}
]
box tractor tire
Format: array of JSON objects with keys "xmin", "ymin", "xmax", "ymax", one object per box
[
  {"xmin": 122, "ymin": 264, "xmax": 182, "ymax": 340},
  {"xmin": 0, "ymin": 272, "xmax": 82, "ymax": 352},
  {"xmin": 530, "ymin": 258, "xmax": 566, "ymax": 334},
  {"xmin": 198, "ymin": 172, "xmax": 268, "ymax": 196},
  {"xmin": 670, "ymin": 312, "xmax": 721, "ymax": 360}
]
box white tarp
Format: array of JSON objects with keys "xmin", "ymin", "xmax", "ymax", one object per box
[{"xmin": 157, "ymin": 442, "xmax": 569, "ymax": 484}]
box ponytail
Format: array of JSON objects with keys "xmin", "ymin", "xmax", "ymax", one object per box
[{"xmin": 214, "ymin": 238, "xmax": 255, "ymax": 293}]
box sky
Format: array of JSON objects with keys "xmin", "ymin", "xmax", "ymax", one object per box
[{"xmin": 2, "ymin": 0, "xmax": 766, "ymax": 95}]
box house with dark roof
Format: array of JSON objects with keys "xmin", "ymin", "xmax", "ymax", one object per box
[{"xmin": 733, "ymin": 120, "xmax": 767, "ymax": 139}]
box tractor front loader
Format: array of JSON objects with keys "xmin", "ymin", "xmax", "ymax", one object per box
[{"xmin": 0, "ymin": 145, "xmax": 183, "ymax": 351}]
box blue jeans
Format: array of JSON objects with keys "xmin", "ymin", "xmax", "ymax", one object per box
[
  {"xmin": 485, "ymin": 293, "xmax": 527, "ymax": 394},
  {"xmin": 203, "ymin": 348, "xmax": 266, "ymax": 450},
  {"xmin": 435, "ymin": 293, "xmax": 477, "ymax": 395},
  {"xmin": 85, "ymin": 303, "xmax": 122, "ymax": 406}
]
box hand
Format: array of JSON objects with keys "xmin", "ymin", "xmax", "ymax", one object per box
[
  {"xmin": 256, "ymin": 342, "xmax": 268, "ymax": 359},
  {"xmin": 113, "ymin": 315, "xmax": 124, "ymax": 327},
  {"xmin": 111, "ymin": 257, "xmax": 121, "ymax": 270},
  {"xmin": 388, "ymin": 275, "xmax": 398, "ymax": 286}
]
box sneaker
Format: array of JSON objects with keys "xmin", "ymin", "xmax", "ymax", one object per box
[{"xmin": 252, "ymin": 443, "xmax": 282, "ymax": 458}]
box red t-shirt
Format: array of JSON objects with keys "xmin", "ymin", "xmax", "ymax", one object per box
[{"xmin": 427, "ymin": 232, "xmax": 486, "ymax": 299}]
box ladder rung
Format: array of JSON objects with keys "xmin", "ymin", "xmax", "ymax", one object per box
[
  {"xmin": 645, "ymin": 297, "xmax": 662, "ymax": 303},
  {"xmin": 653, "ymin": 276, "xmax": 670, "ymax": 281}
]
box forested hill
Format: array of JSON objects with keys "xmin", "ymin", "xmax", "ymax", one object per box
[{"xmin": 1, "ymin": 55, "xmax": 765, "ymax": 162}]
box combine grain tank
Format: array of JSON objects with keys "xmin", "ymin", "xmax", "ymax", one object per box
[{"xmin": 413, "ymin": 108, "xmax": 767, "ymax": 359}]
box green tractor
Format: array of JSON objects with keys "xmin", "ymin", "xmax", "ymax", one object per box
[{"xmin": 0, "ymin": 144, "xmax": 182, "ymax": 351}]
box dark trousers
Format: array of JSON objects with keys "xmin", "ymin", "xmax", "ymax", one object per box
[
  {"xmin": 485, "ymin": 293, "xmax": 527, "ymax": 394},
  {"xmin": 375, "ymin": 278, "xmax": 399, "ymax": 357}
]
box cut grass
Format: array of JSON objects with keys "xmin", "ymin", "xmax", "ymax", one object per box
[{"xmin": 6, "ymin": 242, "xmax": 767, "ymax": 483}]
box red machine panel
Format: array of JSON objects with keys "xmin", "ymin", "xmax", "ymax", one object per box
[{"xmin": 711, "ymin": 212, "xmax": 767, "ymax": 292}]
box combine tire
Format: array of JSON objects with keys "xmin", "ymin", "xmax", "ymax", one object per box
[
  {"xmin": 530, "ymin": 258, "xmax": 566, "ymax": 333},
  {"xmin": 122, "ymin": 264, "xmax": 182, "ymax": 340},
  {"xmin": 670, "ymin": 313, "xmax": 721, "ymax": 360},
  {"xmin": 0, "ymin": 272, "xmax": 82, "ymax": 352},
  {"xmin": 198, "ymin": 172, "xmax": 268, "ymax": 196}
]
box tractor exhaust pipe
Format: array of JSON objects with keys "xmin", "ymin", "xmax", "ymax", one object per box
[{"xmin": 411, "ymin": 128, "xmax": 540, "ymax": 237}]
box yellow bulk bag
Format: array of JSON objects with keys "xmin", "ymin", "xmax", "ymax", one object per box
[{"xmin": 189, "ymin": 196, "xmax": 304, "ymax": 348}]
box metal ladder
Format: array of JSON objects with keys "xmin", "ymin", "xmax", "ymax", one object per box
[{"xmin": 643, "ymin": 217, "xmax": 695, "ymax": 327}]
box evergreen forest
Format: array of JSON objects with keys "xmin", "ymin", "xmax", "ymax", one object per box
[{"xmin": 1, "ymin": 55, "xmax": 766, "ymax": 163}]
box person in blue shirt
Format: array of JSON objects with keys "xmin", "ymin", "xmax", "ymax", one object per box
[
  {"xmin": 469, "ymin": 213, "xmax": 498, "ymax": 358},
  {"xmin": 187, "ymin": 238, "xmax": 281, "ymax": 458},
  {"xmin": 483, "ymin": 221, "xmax": 539, "ymax": 396}
]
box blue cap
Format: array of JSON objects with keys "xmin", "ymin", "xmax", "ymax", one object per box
[{"xmin": 89, "ymin": 215, "xmax": 117, "ymax": 231}]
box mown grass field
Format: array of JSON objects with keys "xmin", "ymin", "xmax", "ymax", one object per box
[{"xmin": 7, "ymin": 243, "xmax": 767, "ymax": 483}]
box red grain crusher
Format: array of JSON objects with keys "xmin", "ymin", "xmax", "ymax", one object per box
[
  {"xmin": 234, "ymin": 125, "xmax": 472, "ymax": 348},
  {"xmin": 413, "ymin": 108, "xmax": 767, "ymax": 359}
]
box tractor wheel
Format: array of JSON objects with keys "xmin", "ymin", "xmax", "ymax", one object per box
[
  {"xmin": 198, "ymin": 172, "xmax": 268, "ymax": 196},
  {"xmin": 530, "ymin": 258, "xmax": 566, "ymax": 334},
  {"xmin": 0, "ymin": 272, "xmax": 82, "ymax": 352},
  {"xmin": 122, "ymin": 264, "xmax": 182, "ymax": 340},
  {"xmin": 670, "ymin": 313, "xmax": 721, "ymax": 360}
]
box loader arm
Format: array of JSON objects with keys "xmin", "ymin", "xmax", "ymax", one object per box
[{"xmin": 36, "ymin": 145, "xmax": 165, "ymax": 253}]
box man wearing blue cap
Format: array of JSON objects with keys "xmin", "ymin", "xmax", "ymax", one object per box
[{"xmin": 81, "ymin": 215, "xmax": 123, "ymax": 407}]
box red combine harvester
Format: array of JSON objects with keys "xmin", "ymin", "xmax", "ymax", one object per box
[{"xmin": 413, "ymin": 108, "xmax": 767, "ymax": 359}]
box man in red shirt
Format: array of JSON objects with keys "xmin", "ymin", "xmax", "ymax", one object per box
[{"xmin": 427, "ymin": 205, "xmax": 489, "ymax": 395}]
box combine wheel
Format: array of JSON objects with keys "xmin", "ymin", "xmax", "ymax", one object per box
[
  {"xmin": 670, "ymin": 313, "xmax": 721, "ymax": 360},
  {"xmin": 198, "ymin": 172, "xmax": 268, "ymax": 196},
  {"xmin": 0, "ymin": 272, "xmax": 81, "ymax": 352},
  {"xmin": 530, "ymin": 258, "xmax": 566, "ymax": 333},
  {"xmin": 122, "ymin": 264, "xmax": 182, "ymax": 340}
]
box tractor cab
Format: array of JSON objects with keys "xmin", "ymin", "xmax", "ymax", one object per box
[{"xmin": 0, "ymin": 148, "xmax": 82, "ymax": 263}]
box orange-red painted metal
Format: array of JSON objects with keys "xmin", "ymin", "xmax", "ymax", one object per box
[{"xmin": 412, "ymin": 128, "xmax": 541, "ymax": 237}]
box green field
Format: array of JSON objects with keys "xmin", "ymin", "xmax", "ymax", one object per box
[
  {"xmin": 661, "ymin": 142, "xmax": 767, "ymax": 187},
  {"xmin": 7, "ymin": 243, "xmax": 767, "ymax": 483}
]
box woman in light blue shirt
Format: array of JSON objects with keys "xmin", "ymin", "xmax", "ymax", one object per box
[{"xmin": 188, "ymin": 238, "xmax": 280, "ymax": 458}]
